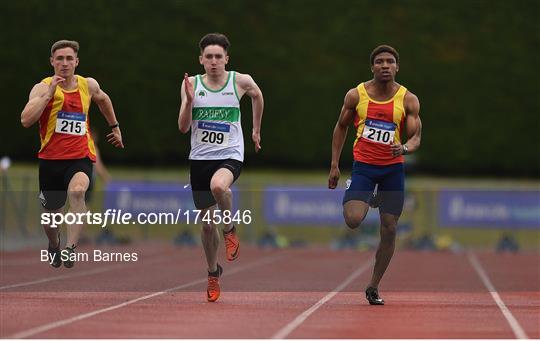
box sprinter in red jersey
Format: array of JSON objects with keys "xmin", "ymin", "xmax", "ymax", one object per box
[
  {"xmin": 21, "ymin": 40, "xmax": 123, "ymax": 268},
  {"xmin": 328, "ymin": 45, "xmax": 422, "ymax": 305}
]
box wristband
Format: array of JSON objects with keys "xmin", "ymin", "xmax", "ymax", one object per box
[
  {"xmin": 109, "ymin": 123, "xmax": 119, "ymax": 129},
  {"xmin": 402, "ymin": 144, "xmax": 409, "ymax": 155}
]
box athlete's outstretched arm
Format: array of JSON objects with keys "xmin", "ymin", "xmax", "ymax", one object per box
[
  {"xmin": 237, "ymin": 73, "xmax": 264, "ymax": 153},
  {"xmin": 88, "ymin": 77, "xmax": 124, "ymax": 148},
  {"xmin": 178, "ymin": 73, "xmax": 195, "ymax": 134},
  {"xmin": 329, "ymin": 88, "xmax": 358, "ymax": 189},
  {"xmin": 20, "ymin": 76, "xmax": 64, "ymax": 128}
]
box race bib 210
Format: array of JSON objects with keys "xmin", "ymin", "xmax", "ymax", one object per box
[{"xmin": 362, "ymin": 119, "xmax": 396, "ymax": 145}]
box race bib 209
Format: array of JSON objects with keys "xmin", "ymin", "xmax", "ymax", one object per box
[{"xmin": 196, "ymin": 121, "xmax": 230, "ymax": 146}]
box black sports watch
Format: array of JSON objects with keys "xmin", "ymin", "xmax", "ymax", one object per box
[{"xmin": 402, "ymin": 144, "xmax": 409, "ymax": 155}]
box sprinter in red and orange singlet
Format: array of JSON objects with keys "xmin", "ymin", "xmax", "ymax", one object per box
[
  {"xmin": 328, "ymin": 45, "xmax": 422, "ymax": 305},
  {"xmin": 21, "ymin": 40, "xmax": 124, "ymax": 269}
]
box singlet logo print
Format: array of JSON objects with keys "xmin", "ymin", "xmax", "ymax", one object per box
[
  {"xmin": 192, "ymin": 107, "xmax": 240, "ymax": 122},
  {"xmin": 198, "ymin": 90, "xmax": 207, "ymax": 97},
  {"xmin": 222, "ymin": 92, "xmax": 234, "ymax": 96}
]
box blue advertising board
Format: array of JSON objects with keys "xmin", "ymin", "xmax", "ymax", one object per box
[
  {"xmin": 438, "ymin": 189, "xmax": 540, "ymax": 229},
  {"xmin": 104, "ymin": 181, "xmax": 239, "ymax": 215},
  {"xmin": 263, "ymin": 186, "xmax": 379, "ymax": 225}
]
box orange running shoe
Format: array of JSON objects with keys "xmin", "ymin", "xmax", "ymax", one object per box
[
  {"xmin": 223, "ymin": 226, "xmax": 239, "ymax": 261},
  {"xmin": 207, "ymin": 264, "xmax": 223, "ymax": 302}
]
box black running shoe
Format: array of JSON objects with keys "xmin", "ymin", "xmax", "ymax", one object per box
[
  {"xmin": 47, "ymin": 233, "xmax": 62, "ymax": 268},
  {"xmin": 62, "ymin": 245, "xmax": 76, "ymax": 268},
  {"xmin": 365, "ymin": 286, "xmax": 385, "ymax": 305}
]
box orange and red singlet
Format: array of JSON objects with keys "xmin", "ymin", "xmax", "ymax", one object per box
[
  {"xmin": 353, "ymin": 83, "xmax": 407, "ymax": 166},
  {"xmin": 38, "ymin": 75, "xmax": 96, "ymax": 161}
]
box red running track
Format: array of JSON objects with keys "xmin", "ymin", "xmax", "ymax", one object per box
[{"xmin": 1, "ymin": 243, "xmax": 539, "ymax": 338}]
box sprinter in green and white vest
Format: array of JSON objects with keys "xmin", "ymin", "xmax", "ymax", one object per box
[{"xmin": 178, "ymin": 33, "xmax": 264, "ymax": 303}]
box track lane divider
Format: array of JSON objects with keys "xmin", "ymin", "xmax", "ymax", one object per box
[
  {"xmin": 468, "ymin": 251, "xmax": 528, "ymax": 339},
  {"xmin": 7, "ymin": 253, "xmax": 286, "ymax": 339},
  {"xmin": 272, "ymin": 258, "xmax": 373, "ymax": 339}
]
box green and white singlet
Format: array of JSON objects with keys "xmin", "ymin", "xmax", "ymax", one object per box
[{"xmin": 189, "ymin": 71, "xmax": 243, "ymax": 161}]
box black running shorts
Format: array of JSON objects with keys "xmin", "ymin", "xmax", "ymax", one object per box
[
  {"xmin": 189, "ymin": 159, "xmax": 243, "ymax": 209},
  {"xmin": 38, "ymin": 158, "xmax": 94, "ymax": 210}
]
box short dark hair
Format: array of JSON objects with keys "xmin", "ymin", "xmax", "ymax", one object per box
[
  {"xmin": 199, "ymin": 33, "xmax": 230, "ymax": 53},
  {"xmin": 51, "ymin": 40, "xmax": 79, "ymax": 56},
  {"xmin": 370, "ymin": 45, "xmax": 399, "ymax": 65}
]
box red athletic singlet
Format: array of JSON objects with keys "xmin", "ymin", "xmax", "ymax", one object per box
[
  {"xmin": 38, "ymin": 75, "xmax": 96, "ymax": 161},
  {"xmin": 353, "ymin": 83, "xmax": 407, "ymax": 165}
]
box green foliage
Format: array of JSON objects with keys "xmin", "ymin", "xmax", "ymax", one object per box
[{"xmin": 2, "ymin": 0, "xmax": 539, "ymax": 176}]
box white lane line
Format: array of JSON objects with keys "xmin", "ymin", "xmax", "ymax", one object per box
[
  {"xmin": 0, "ymin": 256, "xmax": 169, "ymax": 290},
  {"xmin": 468, "ymin": 251, "xmax": 528, "ymax": 339},
  {"xmin": 272, "ymin": 259, "xmax": 373, "ymax": 339},
  {"xmin": 7, "ymin": 253, "xmax": 285, "ymax": 339}
]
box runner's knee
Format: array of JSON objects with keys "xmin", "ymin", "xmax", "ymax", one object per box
[
  {"xmin": 380, "ymin": 222, "xmax": 397, "ymax": 242},
  {"xmin": 210, "ymin": 181, "xmax": 230, "ymax": 197},
  {"xmin": 67, "ymin": 186, "xmax": 86, "ymax": 203},
  {"xmin": 343, "ymin": 209, "xmax": 363, "ymax": 229}
]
